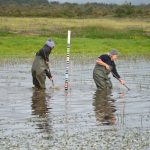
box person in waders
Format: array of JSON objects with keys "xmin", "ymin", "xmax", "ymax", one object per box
[
  {"xmin": 31, "ymin": 39, "xmax": 55, "ymax": 89},
  {"xmin": 93, "ymin": 49, "xmax": 125, "ymax": 90}
]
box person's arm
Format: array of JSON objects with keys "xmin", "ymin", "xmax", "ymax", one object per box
[
  {"xmin": 96, "ymin": 58, "xmax": 110, "ymax": 70},
  {"xmin": 112, "ymin": 63, "xmax": 125, "ymax": 84},
  {"xmin": 42, "ymin": 49, "xmax": 49, "ymax": 62},
  {"xmin": 111, "ymin": 63, "xmax": 120, "ymax": 79}
]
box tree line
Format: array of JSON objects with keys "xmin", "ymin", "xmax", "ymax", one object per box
[{"xmin": 0, "ymin": 0, "xmax": 149, "ymax": 18}]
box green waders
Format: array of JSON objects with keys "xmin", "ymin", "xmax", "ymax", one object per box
[
  {"xmin": 93, "ymin": 64, "xmax": 112, "ymax": 90},
  {"xmin": 32, "ymin": 56, "xmax": 49, "ymax": 89}
]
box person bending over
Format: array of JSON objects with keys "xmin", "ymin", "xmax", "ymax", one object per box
[
  {"xmin": 93, "ymin": 49, "xmax": 125, "ymax": 90},
  {"xmin": 32, "ymin": 39, "xmax": 55, "ymax": 89}
]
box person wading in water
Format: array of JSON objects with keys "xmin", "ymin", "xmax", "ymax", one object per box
[
  {"xmin": 93, "ymin": 49, "xmax": 125, "ymax": 90},
  {"xmin": 31, "ymin": 39, "xmax": 55, "ymax": 89}
]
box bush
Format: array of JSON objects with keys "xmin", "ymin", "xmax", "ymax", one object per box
[{"xmin": 114, "ymin": 3, "xmax": 135, "ymax": 17}]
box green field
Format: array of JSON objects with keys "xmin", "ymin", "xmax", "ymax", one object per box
[{"xmin": 0, "ymin": 17, "xmax": 150, "ymax": 57}]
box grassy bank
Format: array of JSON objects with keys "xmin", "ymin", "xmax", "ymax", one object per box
[
  {"xmin": 0, "ymin": 17, "xmax": 150, "ymax": 39},
  {"xmin": 0, "ymin": 17, "xmax": 149, "ymax": 57},
  {"xmin": 0, "ymin": 34, "xmax": 150, "ymax": 57}
]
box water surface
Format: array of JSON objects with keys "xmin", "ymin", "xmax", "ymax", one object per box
[{"xmin": 0, "ymin": 57, "xmax": 150, "ymax": 150}]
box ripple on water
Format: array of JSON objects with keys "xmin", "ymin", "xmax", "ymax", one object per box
[{"xmin": 0, "ymin": 57, "xmax": 150, "ymax": 149}]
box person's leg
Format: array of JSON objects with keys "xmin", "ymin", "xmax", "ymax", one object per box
[
  {"xmin": 32, "ymin": 71, "xmax": 40, "ymax": 88},
  {"xmin": 36, "ymin": 73, "xmax": 46, "ymax": 89},
  {"xmin": 93, "ymin": 73, "xmax": 107, "ymax": 89},
  {"xmin": 106, "ymin": 78, "xmax": 113, "ymax": 89}
]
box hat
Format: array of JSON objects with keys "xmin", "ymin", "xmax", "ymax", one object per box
[
  {"xmin": 46, "ymin": 39, "xmax": 55, "ymax": 48},
  {"xmin": 109, "ymin": 49, "xmax": 119, "ymax": 56}
]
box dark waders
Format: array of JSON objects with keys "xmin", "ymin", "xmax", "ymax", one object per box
[
  {"xmin": 32, "ymin": 56, "xmax": 48, "ymax": 89},
  {"xmin": 93, "ymin": 64, "xmax": 112, "ymax": 90}
]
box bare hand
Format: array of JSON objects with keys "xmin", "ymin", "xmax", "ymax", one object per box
[
  {"xmin": 49, "ymin": 77, "xmax": 53, "ymax": 80},
  {"xmin": 45, "ymin": 61, "xmax": 49, "ymax": 65},
  {"xmin": 119, "ymin": 79, "xmax": 125, "ymax": 85},
  {"xmin": 105, "ymin": 64, "xmax": 110, "ymax": 70}
]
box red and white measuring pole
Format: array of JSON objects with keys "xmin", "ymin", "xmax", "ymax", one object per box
[{"xmin": 65, "ymin": 30, "xmax": 71, "ymax": 91}]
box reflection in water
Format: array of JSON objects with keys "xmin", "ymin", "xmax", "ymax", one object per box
[
  {"xmin": 0, "ymin": 58, "xmax": 150, "ymax": 149},
  {"xmin": 93, "ymin": 90, "xmax": 116, "ymax": 125},
  {"xmin": 31, "ymin": 89, "xmax": 52, "ymax": 132}
]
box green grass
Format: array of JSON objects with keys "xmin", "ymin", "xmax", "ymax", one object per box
[
  {"xmin": 0, "ymin": 17, "xmax": 149, "ymax": 58},
  {"xmin": 0, "ymin": 17, "xmax": 149, "ymax": 39},
  {"xmin": 0, "ymin": 34, "xmax": 150, "ymax": 58}
]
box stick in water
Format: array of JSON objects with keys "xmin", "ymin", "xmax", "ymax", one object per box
[
  {"xmin": 51, "ymin": 78, "xmax": 54, "ymax": 87},
  {"xmin": 111, "ymin": 71, "xmax": 130, "ymax": 91},
  {"xmin": 47, "ymin": 67, "xmax": 54, "ymax": 88}
]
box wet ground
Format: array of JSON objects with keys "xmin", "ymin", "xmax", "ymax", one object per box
[{"xmin": 0, "ymin": 56, "xmax": 150, "ymax": 150}]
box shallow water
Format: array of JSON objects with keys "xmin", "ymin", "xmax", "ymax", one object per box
[{"xmin": 0, "ymin": 57, "xmax": 150, "ymax": 150}]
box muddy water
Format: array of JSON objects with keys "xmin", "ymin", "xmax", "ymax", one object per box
[{"xmin": 0, "ymin": 57, "xmax": 150, "ymax": 150}]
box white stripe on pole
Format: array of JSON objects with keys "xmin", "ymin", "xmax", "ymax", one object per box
[
  {"xmin": 67, "ymin": 30, "xmax": 71, "ymax": 45},
  {"xmin": 65, "ymin": 30, "xmax": 71, "ymax": 91}
]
